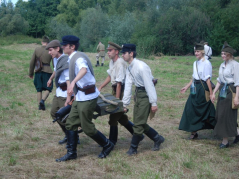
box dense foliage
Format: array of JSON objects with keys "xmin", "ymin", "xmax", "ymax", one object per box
[{"xmin": 1, "ymin": 0, "xmax": 239, "ymax": 56}]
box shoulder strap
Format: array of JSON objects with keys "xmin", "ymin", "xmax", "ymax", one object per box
[
  {"xmin": 229, "ymin": 85, "xmax": 234, "ymax": 94},
  {"xmin": 196, "ymin": 61, "xmax": 206, "ymax": 90}
]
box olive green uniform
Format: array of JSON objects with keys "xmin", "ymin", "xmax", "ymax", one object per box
[
  {"xmin": 96, "ymin": 43, "xmax": 105, "ymax": 64},
  {"xmin": 29, "ymin": 46, "xmax": 53, "ymax": 92}
]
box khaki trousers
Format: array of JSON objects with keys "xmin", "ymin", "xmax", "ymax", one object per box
[
  {"xmin": 109, "ymin": 88, "xmax": 129, "ymax": 126},
  {"xmin": 133, "ymin": 89, "xmax": 151, "ymax": 135},
  {"xmin": 65, "ymin": 98, "xmax": 98, "ymax": 137}
]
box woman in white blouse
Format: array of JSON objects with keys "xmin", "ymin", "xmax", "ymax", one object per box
[
  {"xmin": 179, "ymin": 42, "xmax": 216, "ymax": 139},
  {"xmin": 212, "ymin": 42, "xmax": 239, "ymax": 148}
]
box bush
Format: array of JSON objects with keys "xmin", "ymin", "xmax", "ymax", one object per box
[
  {"xmin": 45, "ymin": 18, "xmax": 77, "ymax": 40},
  {"xmin": 80, "ymin": 7, "xmax": 108, "ymax": 49}
]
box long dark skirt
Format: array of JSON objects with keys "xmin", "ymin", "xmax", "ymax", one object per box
[
  {"xmin": 179, "ymin": 82, "xmax": 216, "ymax": 132},
  {"xmin": 214, "ymin": 84, "xmax": 238, "ymax": 138}
]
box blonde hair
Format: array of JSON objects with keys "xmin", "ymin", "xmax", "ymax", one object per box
[
  {"xmin": 195, "ymin": 50, "xmax": 205, "ymax": 61},
  {"xmin": 226, "ymin": 52, "xmax": 234, "ymax": 59}
]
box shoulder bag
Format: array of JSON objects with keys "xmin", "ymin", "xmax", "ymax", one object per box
[
  {"xmin": 221, "ymin": 68, "xmax": 239, "ymax": 109},
  {"xmin": 34, "ymin": 54, "xmax": 43, "ymax": 72}
]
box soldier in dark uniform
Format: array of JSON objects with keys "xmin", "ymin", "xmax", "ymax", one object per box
[
  {"xmin": 29, "ymin": 36, "xmax": 53, "ymax": 110},
  {"xmin": 56, "ymin": 35, "xmax": 114, "ymax": 162},
  {"xmin": 121, "ymin": 44, "xmax": 164, "ymax": 156},
  {"xmin": 98, "ymin": 42, "xmax": 135, "ymax": 145}
]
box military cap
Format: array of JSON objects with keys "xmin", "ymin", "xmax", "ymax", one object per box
[
  {"xmin": 194, "ymin": 42, "xmax": 204, "ymax": 50},
  {"xmin": 221, "ymin": 41, "xmax": 236, "ymax": 55},
  {"xmin": 121, "ymin": 44, "xmax": 136, "ymax": 53},
  {"xmin": 45, "ymin": 40, "xmax": 61, "ymax": 50},
  {"xmin": 107, "ymin": 41, "xmax": 122, "ymax": 51},
  {"xmin": 61, "ymin": 35, "xmax": 80, "ymax": 45},
  {"xmin": 42, "ymin": 35, "xmax": 50, "ymax": 43}
]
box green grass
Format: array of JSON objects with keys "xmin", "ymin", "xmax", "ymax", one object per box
[
  {"xmin": 0, "ymin": 43, "xmax": 239, "ymax": 178},
  {"xmin": 0, "ymin": 35, "xmax": 41, "ymax": 46}
]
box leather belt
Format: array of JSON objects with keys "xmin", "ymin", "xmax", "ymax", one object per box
[
  {"xmin": 136, "ymin": 86, "xmax": 145, "ymax": 90},
  {"xmin": 42, "ymin": 63, "xmax": 50, "ymax": 66}
]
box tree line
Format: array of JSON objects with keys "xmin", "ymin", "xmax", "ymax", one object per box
[{"xmin": 1, "ymin": 0, "xmax": 239, "ymax": 56}]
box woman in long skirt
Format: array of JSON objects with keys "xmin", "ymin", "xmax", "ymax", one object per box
[
  {"xmin": 179, "ymin": 42, "xmax": 216, "ymax": 139},
  {"xmin": 212, "ymin": 41, "xmax": 239, "ymax": 148}
]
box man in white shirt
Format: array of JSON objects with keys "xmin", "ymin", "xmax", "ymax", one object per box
[
  {"xmin": 56, "ymin": 35, "xmax": 114, "ymax": 162},
  {"xmin": 98, "ymin": 41, "xmax": 135, "ymax": 145},
  {"xmin": 46, "ymin": 40, "xmax": 80, "ymax": 145},
  {"xmin": 204, "ymin": 42, "xmax": 212, "ymax": 60},
  {"xmin": 121, "ymin": 44, "xmax": 164, "ymax": 156}
]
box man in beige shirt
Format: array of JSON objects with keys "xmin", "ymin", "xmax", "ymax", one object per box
[
  {"xmin": 98, "ymin": 42, "xmax": 135, "ymax": 145},
  {"xmin": 95, "ymin": 41, "xmax": 105, "ymax": 67}
]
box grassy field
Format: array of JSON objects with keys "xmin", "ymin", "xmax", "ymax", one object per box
[{"xmin": 0, "ymin": 43, "xmax": 239, "ymax": 179}]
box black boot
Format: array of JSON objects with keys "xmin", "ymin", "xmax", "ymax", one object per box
[
  {"xmin": 95, "ymin": 61, "xmax": 99, "ymax": 67},
  {"xmin": 120, "ymin": 121, "xmax": 144, "ymax": 142},
  {"xmin": 126, "ymin": 134, "xmax": 144, "ymax": 156},
  {"xmin": 59, "ymin": 136, "xmax": 67, "ymax": 145},
  {"xmin": 90, "ymin": 131, "xmax": 114, "ymax": 159},
  {"xmin": 122, "ymin": 121, "xmax": 134, "ymax": 134},
  {"xmin": 39, "ymin": 99, "xmax": 45, "ymax": 110},
  {"xmin": 145, "ymin": 127, "xmax": 164, "ymax": 151},
  {"xmin": 56, "ymin": 130, "xmax": 78, "ymax": 162},
  {"xmin": 109, "ymin": 126, "xmax": 118, "ymax": 145},
  {"xmin": 233, "ymin": 135, "xmax": 239, "ymax": 144},
  {"xmin": 77, "ymin": 134, "xmax": 81, "ymax": 144},
  {"xmin": 58, "ymin": 123, "xmax": 67, "ymax": 145},
  {"xmin": 101, "ymin": 63, "xmax": 104, "ymax": 66}
]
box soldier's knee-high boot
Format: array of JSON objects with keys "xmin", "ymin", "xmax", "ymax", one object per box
[
  {"xmin": 109, "ymin": 126, "xmax": 118, "ymax": 145},
  {"xmin": 120, "ymin": 121, "xmax": 144, "ymax": 141},
  {"xmin": 58, "ymin": 122, "xmax": 67, "ymax": 145},
  {"xmin": 126, "ymin": 134, "xmax": 144, "ymax": 156},
  {"xmin": 90, "ymin": 131, "xmax": 114, "ymax": 159},
  {"xmin": 145, "ymin": 127, "xmax": 164, "ymax": 151},
  {"xmin": 56, "ymin": 130, "xmax": 78, "ymax": 162},
  {"xmin": 120, "ymin": 121, "xmax": 134, "ymax": 134},
  {"xmin": 58, "ymin": 123, "xmax": 80, "ymax": 145},
  {"xmin": 95, "ymin": 61, "xmax": 99, "ymax": 67}
]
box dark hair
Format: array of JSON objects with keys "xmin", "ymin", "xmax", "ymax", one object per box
[
  {"xmin": 53, "ymin": 46, "xmax": 63, "ymax": 54},
  {"xmin": 129, "ymin": 51, "xmax": 137, "ymax": 58},
  {"xmin": 70, "ymin": 43, "xmax": 79, "ymax": 51}
]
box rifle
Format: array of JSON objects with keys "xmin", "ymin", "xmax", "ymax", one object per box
[{"xmin": 52, "ymin": 98, "xmax": 74, "ymax": 124}]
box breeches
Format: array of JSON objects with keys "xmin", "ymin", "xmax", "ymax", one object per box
[
  {"xmin": 34, "ymin": 72, "xmax": 53, "ymax": 92},
  {"xmin": 133, "ymin": 90, "xmax": 151, "ymax": 135},
  {"xmin": 96, "ymin": 54, "xmax": 105, "ymax": 63},
  {"xmin": 109, "ymin": 89, "xmax": 128, "ymax": 126},
  {"xmin": 65, "ymin": 98, "xmax": 98, "ymax": 137},
  {"xmin": 109, "ymin": 112, "xmax": 129, "ymax": 126},
  {"xmin": 50, "ymin": 95, "xmax": 66, "ymax": 119}
]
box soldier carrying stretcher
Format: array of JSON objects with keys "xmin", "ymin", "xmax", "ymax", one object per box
[
  {"xmin": 56, "ymin": 35, "xmax": 114, "ymax": 162},
  {"xmin": 98, "ymin": 41, "xmax": 139, "ymax": 146}
]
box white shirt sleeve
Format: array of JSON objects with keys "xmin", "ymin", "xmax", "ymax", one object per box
[
  {"xmin": 53, "ymin": 58, "xmax": 57, "ymax": 71},
  {"xmin": 208, "ymin": 47, "xmax": 212, "ymax": 56},
  {"xmin": 140, "ymin": 66, "xmax": 157, "ymax": 106},
  {"xmin": 234, "ymin": 62, "xmax": 239, "ymax": 86},
  {"xmin": 122, "ymin": 70, "xmax": 133, "ymax": 107},
  {"xmin": 63, "ymin": 69, "xmax": 69, "ymax": 81},
  {"xmin": 115, "ymin": 65, "xmax": 125, "ymax": 83},
  {"xmin": 107, "ymin": 69, "xmax": 110, "ymax": 76},
  {"xmin": 203, "ymin": 61, "xmax": 212, "ymax": 81},
  {"xmin": 75, "ymin": 58, "xmax": 88, "ymax": 70}
]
